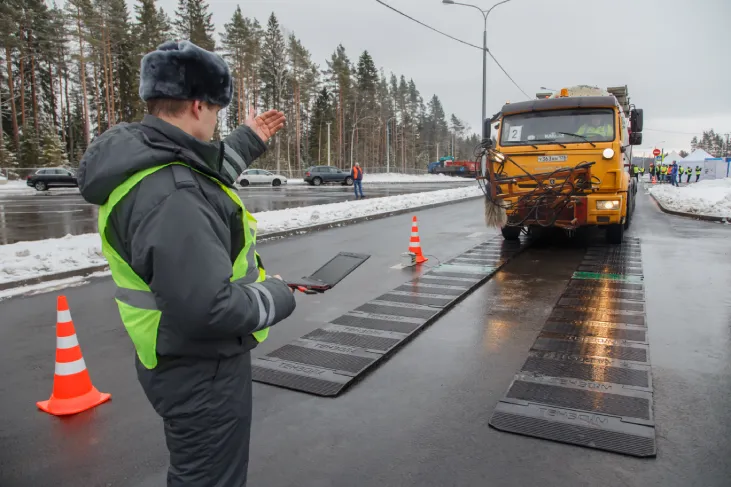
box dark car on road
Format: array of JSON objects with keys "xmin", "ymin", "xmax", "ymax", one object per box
[
  {"xmin": 304, "ymin": 165, "xmax": 353, "ymax": 186},
  {"xmin": 26, "ymin": 167, "xmax": 78, "ymax": 191}
]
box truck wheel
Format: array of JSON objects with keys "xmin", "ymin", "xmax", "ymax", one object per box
[
  {"xmin": 606, "ymin": 223, "xmax": 624, "ymax": 244},
  {"xmin": 501, "ymin": 225, "xmax": 522, "ymax": 241},
  {"xmin": 624, "ymin": 194, "xmax": 633, "ymax": 230}
]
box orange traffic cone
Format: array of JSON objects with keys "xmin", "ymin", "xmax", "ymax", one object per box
[
  {"xmin": 408, "ymin": 216, "xmax": 428, "ymax": 264},
  {"xmin": 37, "ymin": 295, "xmax": 111, "ymax": 416}
]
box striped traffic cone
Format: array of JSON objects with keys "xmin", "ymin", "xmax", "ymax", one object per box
[
  {"xmin": 37, "ymin": 295, "xmax": 111, "ymax": 416},
  {"xmin": 408, "ymin": 216, "xmax": 428, "ymax": 264}
]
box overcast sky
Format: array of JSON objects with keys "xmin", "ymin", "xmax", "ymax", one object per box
[{"xmin": 146, "ymin": 0, "xmax": 731, "ymax": 154}]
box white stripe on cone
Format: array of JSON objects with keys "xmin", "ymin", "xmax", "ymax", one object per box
[
  {"xmin": 57, "ymin": 309, "xmax": 72, "ymax": 323},
  {"xmin": 57, "ymin": 334, "xmax": 79, "ymax": 349},
  {"xmin": 409, "ymin": 242, "xmax": 421, "ymax": 248},
  {"xmin": 411, "ymin": 232, "xmax": 420, "ymax": 237},
  {"xmin": 55, "ymin": 357, "xmax": 87, "ymax": 376}
]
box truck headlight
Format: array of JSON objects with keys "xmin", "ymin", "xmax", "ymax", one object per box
[
  {"xmin": 596, "ymin": 200, "xmax": 620, "ymax": 210},
  {"xmin": 492, "ymin": 151, "xmax": 506, "ymax": 162},
  {"xmin": 602, "ymin": 148, "xmax": 614, "ymax": 159}
]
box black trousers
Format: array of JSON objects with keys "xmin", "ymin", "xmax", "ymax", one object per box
[{"xmin": 137, "ymin": 353, "xmax": 253, "ymax": 487}]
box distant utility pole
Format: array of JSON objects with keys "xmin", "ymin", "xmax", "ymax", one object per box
[{"xmin": 326, "ymin": 122, "xmax": 332, "ymax": 166}]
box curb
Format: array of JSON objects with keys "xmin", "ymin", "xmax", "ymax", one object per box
[
  {"xmin": 648, "ymin": 192, "xmax": 728, "ymax": 222},
  {"xmin": 0, "ymin": 264, "xmax": 110, "ymax": 292},
  {"xmin": 0, "ymin": 194, "xmax": 483, "ymax": 291}
]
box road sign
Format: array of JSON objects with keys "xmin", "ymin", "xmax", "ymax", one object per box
[{"xmin": 653, "ymin": 149, "xmax": 661, "ymax": 156}]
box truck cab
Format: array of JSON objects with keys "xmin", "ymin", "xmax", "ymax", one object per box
[{"xmin": 489, "ymin": 85, "xmax": 643, "ymax": 243}]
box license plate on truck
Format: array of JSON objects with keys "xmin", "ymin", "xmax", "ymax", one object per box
[{"xmin": 538, "ymin": 155, "xmax": 567, "ymax": 162}]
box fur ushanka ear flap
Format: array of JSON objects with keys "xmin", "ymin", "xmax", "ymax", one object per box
[{"xmin": 139, "ymin": 40, "xmax": 233, "ymax": 108}]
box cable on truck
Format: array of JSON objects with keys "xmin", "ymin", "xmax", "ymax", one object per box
[{"xmin": 472, "ymin": 139, "xmax": 600, "ymax": 228}]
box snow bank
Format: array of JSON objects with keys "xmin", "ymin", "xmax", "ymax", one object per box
[
  {"xmin": 649, "ymin": 178, "xmax": 731, "ymax": 219},
  {"xmin": 0, "ymin": 180, "xmax": 79, "ymax": 195},
  {"xmin": 255, "ymin": 185, "xmax": 481, "ymax": 234},
  {"xmin": 0, "ymin": 185, "xmax": 481, "ymax": 285},
  {"xmin": 286, "ymin": 173, "xmax": 467, "ymax": 185}
]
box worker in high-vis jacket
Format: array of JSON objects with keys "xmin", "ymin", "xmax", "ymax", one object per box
[
  {"xmin": 661, "ymin": 164, "xmax": 668, "ymax": 182},
  {"xmin": 695, "ymin": 165, "xmax": 702, "ymax": 182},
  {"xmin": 77, "ymin": 40, "xmax": 296, "ymax": 486},
  {"xmin": 632, "ymin": 164, "xmax": 639, "ymax": 180}
]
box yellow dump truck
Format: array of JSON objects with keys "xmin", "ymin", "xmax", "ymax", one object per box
[{"xmin": 482, "ymin": 85, "xmax": 643, "ymax": 244}]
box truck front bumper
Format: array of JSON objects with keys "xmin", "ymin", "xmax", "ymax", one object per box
[{"xmin": 506, "ymin": 194, "xmax": 624, "ymax": 229}]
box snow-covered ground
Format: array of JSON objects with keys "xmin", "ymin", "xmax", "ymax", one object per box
[
  {"xmin": 649, "ymin": 178, "xmax": 731, "ymax": 219},
  {"xmin": 0, "ymin": 185, "xmax": 481, "ymax": 286}
]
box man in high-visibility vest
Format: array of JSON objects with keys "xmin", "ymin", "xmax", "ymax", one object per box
[
  {"xmin": 78, "ymin": 41, "xmax": 296, "ymax": 486},
  {"xmin": 632, "ymin": 164, "xmax": 639, "ymax": 180},
  {"xmin": 695, "ymin": 165, "xmax": 702, "ymax": 182},
  {"xmin": 687, "ymin": 165, "xmax": 693, "ymax": 183},
  {"xmin": 661, "ymin": 164, "xmax": 668, "ymax": 183},
  {"xmin": 678, "ymin": 165, "xmax": 684, "ymax": 184},
  {"xmin": 577, "ymin": 114, "xmax": 614, "ymax": 139}
]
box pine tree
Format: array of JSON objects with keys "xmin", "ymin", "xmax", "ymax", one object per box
[
  {"xmin": 259, "ymin": 13, "xmax": 287, "ymax": 172},
  {"xmin": 174, "ymin": 0, "xmax": 215, "ymax": 51},
  {"xmin": 40, "ymin": 125, "xmax": 69, "ymax": 167},
  {"xmin": 309, "ymin": 87, "xmax": 334, "ymax": 163},
  {"xmin": 18, "ymin": 127, "xmax": 42, "ymax": 168},
  {"xmin": 108, "ymin": 0, "xmax": 137, "ymax": 122},
  {"xmin": 0, "ymin": 132, "xmax": 19, "ymax": 170},
  {"xmin": 221, "ymin": 6, "xmax": 250, "ymax": 130},
  {"xmin": 324, "ymin": 44, "xmax": 352, "ymax": 167}
]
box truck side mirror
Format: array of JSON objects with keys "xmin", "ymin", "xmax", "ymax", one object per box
[
  {"xmin": 630, "ymin": 108, "xmax": 644, "ymax": 132},
  {"xmin": 483, "ymin": 118, "xmax": 491, "ymax": 141},
  {"xmin": 629, "ymin": 132, "xmax": 643, "ymax": 145}
]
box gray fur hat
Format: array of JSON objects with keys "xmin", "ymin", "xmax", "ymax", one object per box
[{"xmin": 139, "ymin": 40, "xmax": 233, "ymax": 107}]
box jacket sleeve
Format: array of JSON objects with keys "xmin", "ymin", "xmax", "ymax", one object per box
[
  {"xmin": 223, "ymin": 125, "xmax": 268, "ymax": 167},
  {"xmin": 130, "ymin": 187, "xmax": 296, "ymax": 340}
]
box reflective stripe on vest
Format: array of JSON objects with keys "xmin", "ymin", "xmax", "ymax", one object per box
[{"xmin": 98, "ymin": 162, "xmax": 269, "ymax": 370}]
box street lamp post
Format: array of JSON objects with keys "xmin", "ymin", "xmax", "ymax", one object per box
[
  {"xmin": 385, "ymin": 116, "xmax": 396, "ymax": 173},
  {"xmin": 443, "ymin": 0, "xmax": 512, "ymax": 141},
  {"xmin": 443, "ymin": 0, "xmax": 511, "ymax": 177},
  {"xmin": 326, "ymin": 121, "xmax": 332, "ymax": 166}
]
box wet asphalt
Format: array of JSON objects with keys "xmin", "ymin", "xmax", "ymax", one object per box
[
  {"xmin": 0, "ymin": 185, "xmax": 729, "ymax": 487},
  {"xmin": 0, "ymin": 182, "xmax": 469, "ymax": 244}
]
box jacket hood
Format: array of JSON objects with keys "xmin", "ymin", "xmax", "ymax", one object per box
[{"xmin": 78, "ymin": 115, "xmax": 226, "ymax": 205}]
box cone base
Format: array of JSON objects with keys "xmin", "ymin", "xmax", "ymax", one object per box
[
  {"xmin": 415, "ymin": 255, "xmax": 428, "ymax": 264},
  {"xmin": 37, "ymin": 387, "xmax": 111, "ymax": 416}
]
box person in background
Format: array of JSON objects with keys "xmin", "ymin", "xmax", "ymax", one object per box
[
  {"xmin": 687, "ymin": 165, "xmax": 692, "ymax": 183},
  {"xmin": 661, "ymin": 163, "xmax": 668, "ymax": 183},
  {"xmin": 351, "ymin": 162, "xmax": 364, "ymax": 199},
  {"xmin": 677, "ymin": 165, "xmax": 684, "ymax": 184},
  {"xmin": 695, "ymin": 165, "xmax": 702, "ymax": 182},
  {"xmin": 631, "ymin": 164, "xmax": 639, "ymax": 180},
  {"xmin": 670, "ymin": 161, "xmax": 679, "ymax": 187}
]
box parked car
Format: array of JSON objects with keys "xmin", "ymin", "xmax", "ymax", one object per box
[
  {"xmin": 237, "ymin": 169, "xmax": 288, "ymax": 187},
  {"xmin": 304, "ymin": 166, "xmax": 353, "ymax": 186},
  {"xmin": 26, "ymin": 167, "xmax": 78, "ymax": 191}
]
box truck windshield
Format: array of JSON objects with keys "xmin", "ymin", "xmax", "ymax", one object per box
[{"xmin": 500, "ymin": 109, "xmax": 615, "ymax": 147}]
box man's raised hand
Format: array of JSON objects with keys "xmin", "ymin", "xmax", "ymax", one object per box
[{"xmin": 245, "ymin": 108, "xmax": 286, "ymax": 143}]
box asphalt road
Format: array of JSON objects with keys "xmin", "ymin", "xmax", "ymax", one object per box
[
  {"xmin": 0, "ymin": 181, "xmax": 470, "ymax": 244},
  {"xmin": 1, "ymin": 187, "xmax": 729, "ymax": 487}
]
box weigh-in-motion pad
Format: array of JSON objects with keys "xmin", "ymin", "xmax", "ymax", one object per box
[
  {"xmin": 252, "ymin": 236, "xmax": 529, "ymax": 396},
  {"xmin": 489, "ymin": 237, "xmax": 657, "ymax": 457}
]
